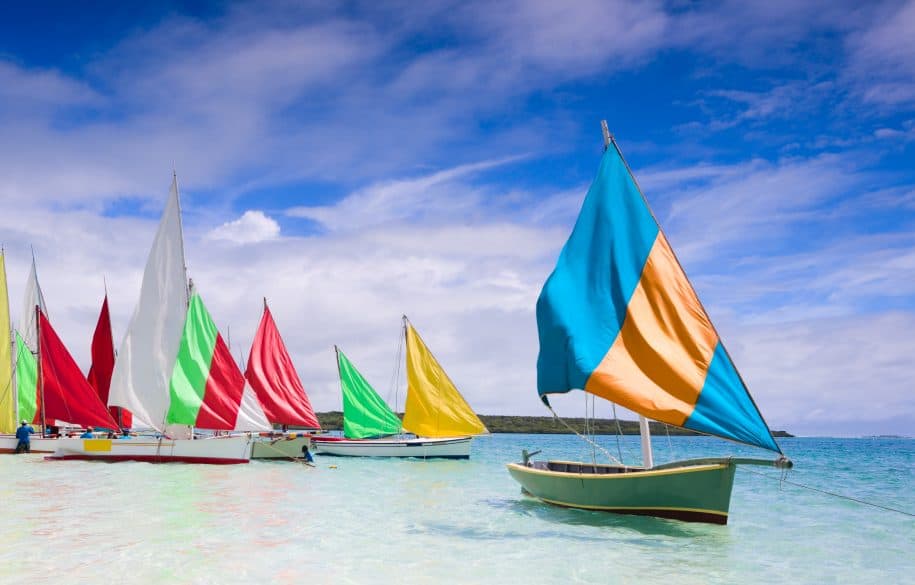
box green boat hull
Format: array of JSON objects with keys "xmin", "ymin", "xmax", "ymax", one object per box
[{"xmin": 507, "ymin": 459, "xmax": 737, "ymax": 525}]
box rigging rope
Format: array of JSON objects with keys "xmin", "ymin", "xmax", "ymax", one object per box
[
  {"xmin": 545, "ymin": 403, "xmax": 622, "ymax": 466},
  {"xmin": 387, "ymin": 325, "xmax": 404, "ymax": 414},
  {"xmin": 590, "ymin": 395, "xmax": 597, "ymax": 464},
  {"xmin": 583, "ymin": 393, "xmax": 597, "ymax": 464},
  {"xmin": 664, "ymin": 422, "xmax": 675, "ymax": 460},
  {"xmin": 611, "ymin": 402, "xmax": 625, "ymax": 464},
  {"xmin": 740, "ymin": 466, "xmax": 915, "ymax": 519}
]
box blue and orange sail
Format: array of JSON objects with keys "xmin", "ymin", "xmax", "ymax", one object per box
[{"xmin": 536, "ymin": 138, "xmax": 781, "ymax": 453}]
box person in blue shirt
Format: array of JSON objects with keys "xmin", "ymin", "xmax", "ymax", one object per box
[
  {"xmin": 79, "ymin": 426, "xmax": 95, "ymax": 439},
  {"xmin": 301, "ymin": 444, "xmax": 315, "ymax": 465},
  {"xmin": 15, "ymin": 420, "xmax": 34, "ymax": 454}
]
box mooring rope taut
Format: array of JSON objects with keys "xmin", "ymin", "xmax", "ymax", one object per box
[
  {"xmin": 545, "ymin": 403, "xmax": 622, "ymax": 466},
  {"xmin": 741, "ymin": 466, "xmax": 915, "ymax": 519}
]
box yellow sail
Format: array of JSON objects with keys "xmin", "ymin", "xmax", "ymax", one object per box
[
  {"xmin": 402, "ymin": 323, "xmax": 487, "ymax": 437},
  {"xmin": 0, "ymin": 251, "xmax": 15, "ymax": 433}
]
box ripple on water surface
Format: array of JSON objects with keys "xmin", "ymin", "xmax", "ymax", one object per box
[{"xmin": 0, "ymin": 435, "xmax": 912, "ymax": 584}]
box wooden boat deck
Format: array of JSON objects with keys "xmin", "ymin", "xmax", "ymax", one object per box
[
  {"xmin": 534, "ymin": 460, "xmax": 646, "ymax": 475},
  {"xmin": 529, "ymin": 456, "xmax": 790, "ymax": 475}
]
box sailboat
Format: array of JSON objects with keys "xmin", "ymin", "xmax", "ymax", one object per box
[
  {"xmin": 312, "ymin": 317, "xmax": 488, "ymax": 458},
  {"xmin": 3, "ymin": 301, "xmax": 121, "ymax": 454},
  {"xmin": 246, "ymin": 299, "xmax": 322, "ymax": 459},
  {"xmin": 0, "ymin": 251, "xmax": 55, "ymax": 454},
  {"xmin": 50, "ymin": 175, "xmax": 272, "ymax": 464},
  {"xmin": 506, "ymin": 122, "xmax": 792, "ymax": 525},
  {"xmin": 0, "ymin": 252, "xmax": 93, "ymax": 453},
  {"xmin": 0, "ymin": 250, "xmax": 18, "ymax": 445}
]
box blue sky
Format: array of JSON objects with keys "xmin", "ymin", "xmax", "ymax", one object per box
[{"xmin": 1, "ymin": 1, "xmax": 913, "ymax": 437}]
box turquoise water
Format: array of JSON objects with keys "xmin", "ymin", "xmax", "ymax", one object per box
[{"xmin": 1, "ymin": 435, "xmax": 912, "ymax": 584}]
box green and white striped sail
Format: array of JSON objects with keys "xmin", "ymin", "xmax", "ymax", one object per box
[{"xmin": 165, "ymin": 292, "xmax": 269, "ymax": 431}]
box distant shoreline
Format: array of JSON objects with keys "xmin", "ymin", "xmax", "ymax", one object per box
[{"xmin": 313, "ymin": 411, "xmax": 794, "ymax": 437}]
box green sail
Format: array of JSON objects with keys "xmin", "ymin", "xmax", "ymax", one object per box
[
  {"xmin": 15, "ymin": 331, "xmax": 38, "ymax": 424},
  {"xmin": 336, "ymin": 348, "xmax": 402, "ymax": 439}
]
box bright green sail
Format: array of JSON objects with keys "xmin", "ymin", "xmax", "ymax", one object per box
[
  {"xmin": 15, "ymin": 331, "xmax": 37, "ymax": 424},
  {"xmin": 336, "ymin": 347, "xmax": 402, "ymax": 439}
]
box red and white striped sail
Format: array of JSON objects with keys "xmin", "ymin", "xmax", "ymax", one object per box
[
  {"xmin": 245, "ymin": 302, "xmax": 320, "ymax": 429},
  {"xmin": 164, "ymin": 292, "xmax": 270, "ymax": 432},
  {"xmin": 39, "ymin": 311, "xmax": 119, "ymax": 430}
]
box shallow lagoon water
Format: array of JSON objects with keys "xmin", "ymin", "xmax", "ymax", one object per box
[{"xmin": 1, "ymin": 435, "xmax": 912, "ymax": 584}]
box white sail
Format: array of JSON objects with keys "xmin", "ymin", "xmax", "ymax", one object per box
[
  {"xmin": 233, "ymin": 381, "xmax": 272, "ymax": 432},
  {"xmin": 108, "ymin": 176, "xmax": 188, "ymax": 431},
  {"xmin": 19, "ymin": 254, "xmax": 47, "ymax": 351}
]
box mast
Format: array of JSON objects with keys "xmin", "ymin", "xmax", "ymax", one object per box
[
  {"xmin": 602, "ymin": 120, "xmax": 654, "ymax": 468},
  {"xmin": 639, "ymin": 416, "xmax": 653, "ymax": 468},
  {"xmin": 173, "ymin": 170, "xmax": 193, "ymax": 439},
  {"xmin": 102, "ymin": 282, "xmax": 122, "ymax": 430},
  {"xmin": 399, "ymin": 315, "xmax": 408, "ymax": 416},
  {"xmin": 173, "ymin": 170, "xmax": 191, "ymax": 307},
  {"xmin": 10, "ymin": 327, "xmax": 16, "ymax": 424},
  {"xmin": 36, "ymin": 304, "xmax": 45, "ymax": 437},
  {"xmin": 32, "ymin": 246, "xmax": 47, "ymax": 437},
  {"xmin": 334, "ymin": 344, "xmax": 344, "ymax": 411}
]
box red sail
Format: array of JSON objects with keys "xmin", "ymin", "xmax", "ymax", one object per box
[
  {"xmin": 245, "ymin": 304, "xmax": 320, "ymax": 428},
  {"xmin": 39, "ymin": 311, "xmax": 119, "ymax": 430},
  {"xmin": 87, "ymin": 296, "xmax": 132, "ymax": 428}
]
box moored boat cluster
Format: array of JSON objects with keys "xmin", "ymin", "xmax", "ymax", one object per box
[{"xmin": 0, "ymin": 178, "xmax": 487, "ymax": 464}]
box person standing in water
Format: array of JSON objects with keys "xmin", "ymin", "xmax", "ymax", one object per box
[
  {"xmin": 15, "ymin": 420, "xmax": 34, "ymax": 454},
  {"xmin": 301, "ymin": 444, "xmax": 315, "ymax": 465}
]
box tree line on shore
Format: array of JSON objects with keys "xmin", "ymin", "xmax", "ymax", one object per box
[{"xmin": 313, "ymin": 411, "xmax": 793, "ymax": 437}]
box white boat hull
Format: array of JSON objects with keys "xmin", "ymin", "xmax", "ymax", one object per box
[
  {"xmin": 312, "ymin": 436, "xmax": 472, "ymax": 459},
  {"xmin": 0, "ymin": 436, "xmax": 59, "ymax": 454},
  {"xmin": 251, "ymin": 435, "xmax": 312, "ymax": 459},
  {"xmin": 48, "ymin": 435, "xmax": 254, "ymax": 464}
]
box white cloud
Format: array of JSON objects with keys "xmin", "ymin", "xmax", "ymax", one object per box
[
  {"xmin": 207, "ymin": 210, "xmax": 281, "ymax": 244},
  {"xmin": 873, "ymin": 123, "xmax": 915, "ymax": 142},
  {"xmin": 464, "ymin": 0, "xmax": 669, "ymax": 75},
  {"xmin": 847, "ymin": 0, "xmax": 915, "ymax": 106},
  {"xmin": 287, "ymin": 156, "xmax": 525, "ymax": 231},
  {"xmin": 670, "ymin": 0, "xmax": 858, "ymax": 65},
  {"xmin": 641, "ymin": 153, "xmax": 873, "ymax": 265},
  {"xmin": 733, "ymin": 312, "xmax": 915, "ymax": 433},
  {"xmin": 0, "ymin": 60, "xmax": 101, "ymax": 109},
  {"xmin": 695, "ymin": 81, "xmax": 839, "ymax": 131}
]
